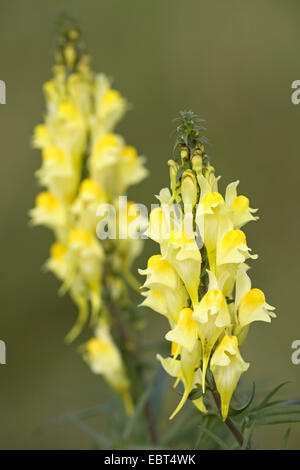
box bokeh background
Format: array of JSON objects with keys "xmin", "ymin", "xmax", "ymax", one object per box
[{"xmin": 0, "ymin": 0, "xmax": 299, "ymax": 449}]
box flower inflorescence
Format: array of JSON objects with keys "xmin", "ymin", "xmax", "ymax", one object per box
[
  {"xmin": 139, "ymin": 112, "xmax": 276, "ymax": 421},
  {"xmin": 29, "ymin": 26, "xmax": 148, "ymax": 413}
]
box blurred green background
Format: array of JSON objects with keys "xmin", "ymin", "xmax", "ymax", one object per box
[{"xmin": 0, "ymin": 0, "xmax": 300, "ymax": 449}]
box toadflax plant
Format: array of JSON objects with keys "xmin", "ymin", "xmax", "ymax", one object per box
[
  {"xmin": 29, "ymin": 19, "xmax": 148, "ymax": 416},
  {"xmin": 138, "ymin": 111, "xmax": 300, "ymax": 449}
]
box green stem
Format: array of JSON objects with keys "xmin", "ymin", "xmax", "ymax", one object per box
[{"xmin": 104, "ymin": 277, "xmax": 158, "ymax": 444}]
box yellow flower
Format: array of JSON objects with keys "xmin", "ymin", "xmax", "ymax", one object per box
[
  {"xmin": 45, "ymin": 242, "xmax": 68, "ymax": 280},
  {"xmin": 192, "ymin": 271, "xmax": 231, "ymax": 390},
  {"xmin": 157, "ymin": 340, "xmax": 205, "ymax": 420},
  {"xmin": 83, "ymin": 325, "xmax": 133, "ymax": 415},
  {"xmin": 33, "ymin": 124, "xmax": 51, "ymax": 149},
  {"xmin": 163, "ymin": 229, "xmax": 201, "ymax": 307},
  {"xmin": 234, "ymin": 267, "xmax": 276, "ymax": 335},
  {"xmin": 95, "ymin": 82, "xmax": 127, "ymax": 131},
  {"xmin": 29, "ymin": 191, "xmax": 67, "ymax": 233},
  {"xmin": 196, "ymin": 190, "xmax": 228, "ymax": 272},
  {"xmin": 68, "ymin": 228, "xmax": 104, "ymax": 322},
  {"xmin": 165, "ymin": 308, "xmax": 199, "ymax": 353},
  {"xmin": 181, "ymin": 170, "xmax": 198, "ymax": 213},
  {"xmin": 118, "ymin": 146, "xmax": 148, "ymax": 194},
  {"xmin": 216, "ymin": 227, "xmax": 257, "ymax": 297},
  {"xmin": 72, "ymin": 178, "xmax": 107, "ymax": 231},
  {"xmin": 36, "ymin": 145, "xmax": 77, "ymax": 201},
  {"xmin": 217, "ymin": 228, "xmax": 256, "ymax": 266},
  {"xmin": 139, "ymin": 257, "xmax": 188, "ymax": 323},
  {"xmin": 210, "ymin": 335, "xmax": 249, "ymax": 420},
  {"xmin": 225, "ymin": 181, "xmax": 258, "ymax": 229}
]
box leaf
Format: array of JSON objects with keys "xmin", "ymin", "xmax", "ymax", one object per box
[
  {"xmin": 122, "ymin": 386, "xmax": 152, "ymax": 442},
  {"xmin": 241, "ymin": 421, "xmax": 256, "ymax": 450},
  {"xmin": 251, "ymin": 403, "xmax": 300, "ymax": 418},
  {"xmin": 69, "ymin": 416, "xmax": 111, "ymax": 448},
  {"xmin": 256, "ymin": 381, "xmax": 292, "ymax": 410},
  {"xmin": 279, "ymin": 428, "xmax": 291, "ymax": 450},
  {"xmin": 160, "ymin": 406, "xmax": 195, "ymax": 445},
  {"xmin": 197, "ymin": 424, "xmax": 230, "ymax": 450},
  {"xmin": 188, "ymin": 388, "xmax": 204, "ymax": 401},
  {"xmin": 230, "ymin": 382, "xmax": 256, "ymax": 416},
  {"xmin": 150, "ymin": 365, "xmax": 168, "ymax": 420},
  {"xmin": 254, "ymin": 414, "xmax": 300, "ymax": 425}
]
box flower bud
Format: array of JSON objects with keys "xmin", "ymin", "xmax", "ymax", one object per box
[
  {"xmin": 180, "ymin": 145, "xmax": 189, "ymax": 164},
  {"xmin": 168, "ymin": 159, "xmax": 178, "ymax": 192},
  {"xmin": 64, "ymin": 43, "xmax": 76, "ymax": 68},
  {"xmin": 181, "ymin": 170, "xmax": 198, "ymax": 213},
  {"xmin": 191, "ymin": 152, "xmax": 203, "ymax": 175}
]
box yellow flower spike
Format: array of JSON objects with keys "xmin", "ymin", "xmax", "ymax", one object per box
[
  {"xmin": 165, "ymin": 308, "xmax": 199, "ymax": 353},
  {"xmin": 164, "ymin": 229, "xmax": 201, "ymax": 307},
  {"xmin": 192, "ymin": 288, "xmax": 231, "ymax": 391},
  {"xmin": 225, "ymin": 181, "xmax": 258, "ymax": 229},
  {"xmin": 210, "ymin": 335, "xmax": 249, "ymax": 421}
]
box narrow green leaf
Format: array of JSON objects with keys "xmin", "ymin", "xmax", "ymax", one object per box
[
  {"xmin": 254, "ymin": 414, "xmax": 300, "ymax": 425},
  {"xmin": 251, "ymin": 403, "xmax": 300, "ymax": 418},
  {"xmin": 279, "ymin": 428, "xmax": 291, "ymax": 450},
  {"xmin": 70, "ymin": 416, "xmax": 111, "ymax": 448},
  {"xmin": 122, "ymin": 386, "xmax": 152, "ymax": 442},
  {"xmin": 241, "ymin": 421, "xmax": 256, "ymax": 450},
  {"xmin": 230, "ymin": 382, "xmax": 256, "ymax": 416},
  {"xmin": 256, "ymin": 381, "xmax": 292, "ymax": 409},
  {"xmin": 197, "ymin": 424, "xmax": 230, "ymax": 450}
]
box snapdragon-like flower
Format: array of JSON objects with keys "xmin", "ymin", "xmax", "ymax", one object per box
[
  {"xmin": 139, "ymin": 111, "xmax": 275, "ymax": 421},
  {"xmin": 30, "ymin": 25, "xmax": 147, "ymax": 412},
  {"xmin": 82, "ymin": 323, "xmax": 134, "ymax": 415}
]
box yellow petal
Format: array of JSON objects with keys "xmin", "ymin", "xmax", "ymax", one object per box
[{"xmin": 210, "ymin": 335, "xmax": 249, "ymax": 420}]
